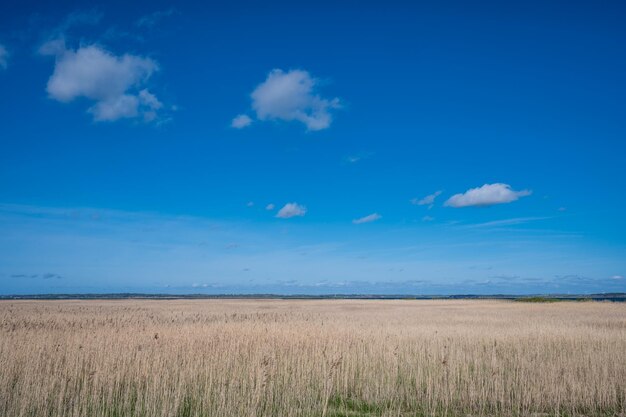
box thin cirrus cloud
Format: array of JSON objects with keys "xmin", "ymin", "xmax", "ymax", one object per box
[
  {"xmin": 276, "ymin": 203, "xmax": 307, "ymax": 219},
  {"xmin": 344, "ymin": 152, "xmax": 372, "ymax": 164},
  {"xmin": 444, "ymin": 183, "xmax": 531, "ymax": 208},
  {"xmin": 236, "ymin": 69, "xmax": 341, "ymax": 131},
  {"xmin": 411, "ymin": 191, "xmax": 442, "ymax": 208},
  {"xmin": 39, "ymin": 40, "xmax": 164, "ymax": 122},
  {"xmin": 0, "ymin": 44, "xmax": 8, "ymax": 69},
  {"xmin": 135, "ymin": 8, "xmax": 178, "ymax": 28},
  {"xmin": 464, "ymin": 217, "xmax": 548, "ymax": 229},
  {"xmin": 353, "ymin": 213, "xmax": 382, "ymax": 224}
]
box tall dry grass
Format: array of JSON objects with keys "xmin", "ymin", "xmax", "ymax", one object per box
[{"xmin": 0, "ymin": 299, "xmax": 624, "ymax": 417}]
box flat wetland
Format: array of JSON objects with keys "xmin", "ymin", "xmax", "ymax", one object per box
[{"xmin": 1, "ymin": 299, "xmax": 624, "ymax": 416}]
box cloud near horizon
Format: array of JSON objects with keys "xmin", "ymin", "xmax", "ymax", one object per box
[
  {"xmin": 353, "ymin": 213, "xmax": 381, "ymax": 224},
  {"xmin": 247, "ymin": 69, "xmax": 341, "ymax": 131},
  {"xmin": 276, "ymin": 202, "xmax": 307, "ymax": 218},
  {"xmin": 445, "ymin": 183, "xmax": 531, "ymax": 208},
  {"xmin": 40, "ymin": 41, "xmax": 163, "ymax": 122}
]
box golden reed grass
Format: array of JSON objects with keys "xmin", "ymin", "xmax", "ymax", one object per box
[{"xmin": 0, "ymin": 299, "xmax": 624, "ymax": 416}]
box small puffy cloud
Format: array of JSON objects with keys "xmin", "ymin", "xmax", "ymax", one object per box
[
  {"xmin": 444, "ymin": 183, "xmax": 531, "ymax": 208},
  {"xmin": 558, "ymin": 207, "xmax": 567, "ymax": 212},
  {"xmin": 231, "ymin": 114, "xmax": 252, "ymax": 129},
  {"xmin": 265, "ymin": 203, "xmax": 275, "ymax": 210},
  {"xmin": 411, "ymin": 191, "xmax": 442, "ymax": 208},
  {"xmin": 353, "ymin": 213, "xmax": 381, "ymax": 224},
  {"xmin": 41, "ymin": 42, "xmax": 164, "ymax": 122},
  {"xmin": 246, "ymin": 201, "xmax": 254, "ymax": 207},
  {"xmin": 250, "ymin": 69, "xmax": 340, "ymax": 131},
  {"xmin": 276, "ymin": 202, "xmax": 306, "ymax": 219},
  {"xmin": 422, "ymin": 215, "xmax": 434, "ymax": 222},
  {"xmin": 0, "ymin": 44, "xmax": 8, "ymax": 69},
  {"xmin": 611, "ymin": 275, "xmax": 623, "ymax": 280}
]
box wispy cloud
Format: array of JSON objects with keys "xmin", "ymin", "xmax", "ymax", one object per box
[
  {"xmin": 344, "ymin": 152, "xmax": 372, "ymax": 164},
  {"xmin": 445, "ymin": 183, "xmax": 531, "ymax": 208},
  {"xmin": 136, "ymin": 8, "xmax": 178, "ymax": 28},
  {"xmin": 353, "ymin": 213, "xmax": 381, "ymax": 224},
  {"xmin": 244, "ymin": 69, "xmax": 341, "ymax": 131},
  {"xmin": 265, "ymin": 203, "xmax": 275, "ymax": 211},
  {"xmin": 48, "ymin": 9, "xmax": 103, "ymax": 38},
  {"xmin": 231, "ymin": 114, "xmax": 252, "ymax": 129},
  {"xmin": 411, "ymin": 191, "xmax": 442, "ymax": 208},
  {"xmin": 0, "ymin": 44, "xmax": 8, "ymax": 69},
  {"xmin": 464, "ymin": 217, "xmax": 549, "ymax": 229},
  {"xmin": 276, "ymin": 203, "xmax": 307, "ymax": 219}
]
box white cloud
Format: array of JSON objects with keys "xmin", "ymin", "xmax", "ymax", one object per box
[
  {"xmin": 41, "ymin": 42, "xmax": 163, "ymax": 122},
  {"xmin": 444, "ymin": 183, "xmax": 531, "ymax": 208},
  {"xmin": 246, "ymin": 201, "xmax": 254, "ymax": 207},
  {"xmin": 411, "ymin": 191, "xmax": 442, "ymax": 208},
  {"xmin": 422, "ymin": 215, "xmax": 434, "ymax": 222},
  {"xmin": 0, "ymin": 44, "xmax": 8, "ymax": 69},
  {"xmin": 276, "ymin": 203, "xmax": 306, "ymax": 219},
  {"xmin": 265, "ymin": 203, "xmax": 275, "ymax": 211},
  {"xmin": 250, "ymin": 69, "xmax": 340, "ymax": 131},
  {"xmin": 352, "ymin": 213, "xmax": 381, "ymax": 224},
  {"xmin": 231, "ymin": 114, "xmax": 252, "ymax": 129},
  {"xmin": 611, "ymin": 275, "xmax": 623, "ymax": 280}
]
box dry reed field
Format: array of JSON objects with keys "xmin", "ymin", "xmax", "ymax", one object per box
[{"xmin": 0, "ymin": 299, "xmax": 625, "ymax": 417}]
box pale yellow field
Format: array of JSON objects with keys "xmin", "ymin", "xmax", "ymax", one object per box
[{"xmin": 0, "ymin": 299, "xmax": 625, "ymax": 417}]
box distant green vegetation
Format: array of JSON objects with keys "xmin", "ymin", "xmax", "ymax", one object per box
[
  {"xmin": 515, "ymin": 296, "xmax": 594, "ymax": 303},
  {"xmin": 515, "ymin": 296, "xmax": 560, "ymax": 303}
]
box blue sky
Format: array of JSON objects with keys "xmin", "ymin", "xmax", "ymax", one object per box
[{"xmin": 0, "ymin": 0, "xmax": 625, "ymax": 294}]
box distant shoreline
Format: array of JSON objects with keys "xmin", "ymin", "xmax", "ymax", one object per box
[{"xmin": 1, "ymin": 293, "xmax": 625, "ymax": 301}]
